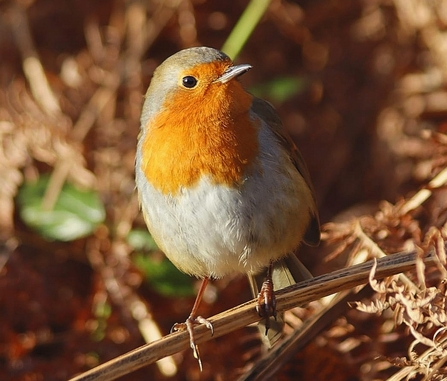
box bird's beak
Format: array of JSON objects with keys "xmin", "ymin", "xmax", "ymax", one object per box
[{"xmin": 215, "ymin": 64, "xmax": 252, "ymax": 84}]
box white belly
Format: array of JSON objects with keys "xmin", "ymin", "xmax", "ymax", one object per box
[{"xmin": 135, "ymin": 126, "xmax": 314, "ymax": 278}]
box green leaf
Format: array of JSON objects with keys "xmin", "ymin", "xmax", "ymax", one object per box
[
  {"xmin": 128, "ymin": 230, "xmax": 194, "ymax": 297},
  {"xmin": 250, "ymin": 76, "xmax": 307, "ymax": 103},
  {"xmin": 17, "ymin": 175, "xmax": 105, "ymax": 241},
  {"xmin": 127, "ymin": 229, "xmax": 159, "ymax": 252},
  {"xmin": 91, "ymin": 300, "xmax": 112, "ymax": 342},
  {"xmin": 133, "ymin": 253, "xmax": 195, "ymax": 298}
]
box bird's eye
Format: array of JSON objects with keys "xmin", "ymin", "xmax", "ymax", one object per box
[{"xmin": 182, "ymin": 76, "xmax": 198, "ymax": 88}]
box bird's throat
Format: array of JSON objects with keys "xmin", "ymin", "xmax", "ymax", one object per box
[{"xmin": 140, "ymin": 84, "xmax": 259, "ymax": 195}]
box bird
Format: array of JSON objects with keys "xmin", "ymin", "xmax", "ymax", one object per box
[{"xmin": 135, "ymin": 46, "xmax": 320, "ymax": 367}]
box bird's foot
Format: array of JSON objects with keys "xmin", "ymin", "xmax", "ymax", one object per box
[
  {"xmin": 256, "ymin": 277, "xmax": 277, "ymax": 335},
  {"xmin": 171, "ymin": 315, "xmax": 214, "ymax": 370}
]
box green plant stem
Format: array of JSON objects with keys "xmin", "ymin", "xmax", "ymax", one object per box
[{"xmin": 221, "ymin": 0, "xmax": 271, "ymax": 60}]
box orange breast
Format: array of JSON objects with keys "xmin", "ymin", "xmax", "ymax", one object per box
[{"xmin": 140, "ymin": 79, "xmax": 259, "ymax": 195}]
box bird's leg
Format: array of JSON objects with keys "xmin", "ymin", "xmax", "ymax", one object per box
[
  {"xmin": 256, "ymin": 261, "xmax": 276, "ymax": 334},
  {"xmin": 171, "ymin": 277, "xmax": 214, "ymax": 370}
]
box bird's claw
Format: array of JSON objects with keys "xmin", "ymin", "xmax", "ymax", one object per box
[
  {"xmin": 256, "ymin": 277, "xmax": 277, "ymax": 334},
  {"xmin": 171, "ymin": 315, "xmax": 214, "ymax": 371}
]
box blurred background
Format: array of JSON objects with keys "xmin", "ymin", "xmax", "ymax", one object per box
[{"xmin": 1, "ymin": 0, "xmax": 447, "ymax": 380}]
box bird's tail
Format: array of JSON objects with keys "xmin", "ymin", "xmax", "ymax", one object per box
[{"xmin": 247, "ymin": 254, "xmax": 312, "ymax": 348}]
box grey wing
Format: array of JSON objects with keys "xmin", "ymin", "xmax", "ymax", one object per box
[{"xmin": 251, "ymin": 97, "xmax": 320, "ymax": 245}]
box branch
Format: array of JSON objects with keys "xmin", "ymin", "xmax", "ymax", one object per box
[
  {"xmin": 69, "ymin": 249, "xmax": 436, "ymax": 381},
  {"xmin": 237, "ymin": 287, "xmax": 372, "ymax": 381}
]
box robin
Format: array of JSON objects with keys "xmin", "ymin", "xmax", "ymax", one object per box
[{"xmin": 135, "ymin": 46, "xmax": 320, "ymax": 366}]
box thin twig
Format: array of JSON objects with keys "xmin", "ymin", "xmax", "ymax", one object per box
[
  {"xmin": 237, "ymin": 287, "xmax": 373, "ymax": 381},
  {"xmin": 5, "ymin": 3, "xmax": 61, "ymax": 116},
  {"xmin": 399, "ymin": 166, "xmax": 447, "ymax": 215}
]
